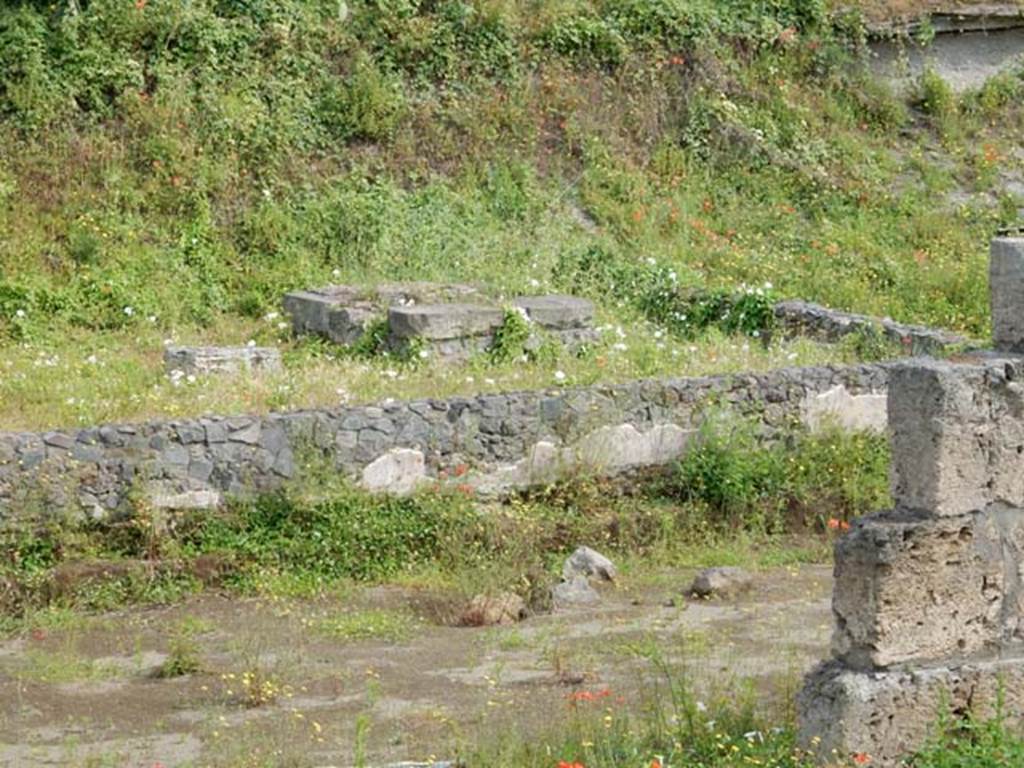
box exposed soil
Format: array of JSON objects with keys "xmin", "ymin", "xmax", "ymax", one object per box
[{"xmin": 0, "ymin": 564, "xmax": 833, "ymax": 767}]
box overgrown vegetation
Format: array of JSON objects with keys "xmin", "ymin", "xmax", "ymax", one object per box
[
  {"xmin": 0, "ymin": 419, "xmax": 886, "ymax": 624},
  {"xmin": 0, "ymin": 0, "xmax": 1017, "ymax": 350}
]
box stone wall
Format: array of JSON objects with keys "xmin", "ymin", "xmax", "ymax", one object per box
[
  {"xmin": 773, "ymin": 300, "xmax": 969, "ymax": 356},
  {"xmin": 0, "ymin": 362, "xmax": 890, "ymax": 526}
]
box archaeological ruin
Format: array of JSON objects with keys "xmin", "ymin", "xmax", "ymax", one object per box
[{"xmin": 798, "ymin": 236, "xmax": 1024, "ymax": 765}]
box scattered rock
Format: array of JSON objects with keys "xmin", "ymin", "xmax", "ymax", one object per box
[
  {"xmin": 551, "ymin": 576, "xmax": 601, "ymax": 610},
  {"xmin": 562, "ymin": 546, "xmax": 617, "ymax": 582},
  {"xmin": 459, "ymin": 592, "xmax": 526, "ymax": 627},
  {"xmin": 688, "ymin": 566, "xmax": 754, "ymax": 599},
  {"xmin": 163, "ymin": 346, "xmax": 282, "ymax": 377}
]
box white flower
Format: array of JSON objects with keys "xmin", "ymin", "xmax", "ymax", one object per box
[
  {"xmin": 529, "ymin": 278, "xmax": 540, "ymax": 288},
  {"xmin": 646, "ymin": 257, "xmax": 657, "ymax": 266},
  {"xmin": 752, "ymin": 330, "xmax": 760, "ymax": 338},
  {"xmin": 262, "ymin": 188, "xmax": 271, "ymax": 199},
  {"xmin": 246, "ymin": 339, "xmax": 256, "ymax": 347},
  {"xmin": 612, "ymin": 342, "xmax": 628, "ymax": 352},
  {"xmin": 484, "ymin": 378, "xmax": 495, "ymax": 385},
  {"xmin": 418, "ymin": 348, "xmax": 430, "ymax": 359},
  {"xmin": 277, "ymin": 322, "xmax": 288, "ymax": 330},
  {"xmin": 163, "ymin": 338, "xmax": 174, "ymax": 346},
  {"xmin": 553, "ymin": 370, "xmax": 566, "ymax": 382},
  {"xmin": 764, "ymin": 281, "xmax": 773, "ymax": 290},
  {"xmin": 653, "ymin": 330, "xmax": 663, "ymax": 339},
  {"xmin": 14, "ymin": 309, "xmax": 25, "ymax": 318},
  {"xmin": 85, "ymin": 354, "xmax": 98, "ymax": 365},
  {"xmin": 465, "ymin": 376, "xmax": 475, "ymax": 384},
  {"xmin": 668, "ymin": 270, "xmax": 677, "ymax": 282},
  {"xmin": 383, "ymin": 368, "xmax": 398, "ymax": 379},
  {"xmin": 615, "ymin": 326, "xmax": 626, "ymax": 339},
  {"xmin": 65, "ymin": 397, "xmax": 76, "ymax": 405},
  {"xmin": 787, "ymin": 352, "xmax": 798, "ymax": 361},
  {"xmin": 265, "ymin": 311, "xmax": 279, "ymax": 321},
  {"xmin": 123, "ymin": 306, "xmax": 134, "ymax": 316},
  {"xmin": 186, "ymin": 374, "xmax": 196, "ymax": 384},
  {"xmin": 382, "ymin": 397, "xmax": 395, "ymax": 405},
  {"xmin": 331, "ymin": 268, "xmax": 341, "ymax": 278},
  {"xmin": 147, "ymin": 315, "xmax": 157, "ymax": 323}
]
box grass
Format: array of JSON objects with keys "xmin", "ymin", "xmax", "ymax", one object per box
[
  {"xmin": 0, "ymin": 315, "xmax": 846, "ymax": 431},
  {"xmin": 313, "ymin": 608, "xmax": 420, "ymax": 644},
  {"xmin": 0, "ymin": 418, "xmax": 886, "ymax": 625},
  {"xmin": 0, "ymin": 2, "xmax": 1022, "ymax": 429}
]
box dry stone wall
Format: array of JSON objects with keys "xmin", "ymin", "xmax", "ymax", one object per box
[{"xmin": 0, "ymin": 363, "xmax": 889, "ymax": 526}]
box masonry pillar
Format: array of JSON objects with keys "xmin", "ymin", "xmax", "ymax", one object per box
[
  {"xmin": 991, "ymin": 237, "xmax": 1024, "ymax": 353},
  {"xmin": 797, "ymin": 240, "xmax": 1024, "ymax": 765}
]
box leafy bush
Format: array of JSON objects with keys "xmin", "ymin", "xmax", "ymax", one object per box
[{"xmin": 670, "ymin": 415, "xmax": 890, "ymax": 532}]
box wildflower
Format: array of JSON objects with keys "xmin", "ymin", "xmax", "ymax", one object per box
[
  {"xmin": 332, "ymin": 268, "xmax": 342, "ymax": 278},
  {"xmin": 123, "ymin": 306, "xmax": 134, "ymax": 316},
  {"xmin": 553, "ymin": 370, "xmax": 566, "ymax": 382},
  {"xmin": 651, "ymin": 760, "xmax": 663, "ymax": 768},
  {"xmin": 86, "ymin": 354, "xmax": 98, "ymax": 365},
  {"xmin": 277, "ymin": 322, "xmax": 289, "ymax": 330},
  {"xmin": 529, "ymin": 278, "xmax": 541, "ymax": 288},
  {"xmin": 418, "ymin": 349, "xmax": 430, "ymax": 359},
  {"xmin": 265, "ymin": 311, "xmax": 279, "ymax": 321},
  {"xmin": 148, "ymin": 315, "xmax": 157, "ymax": 323},
  {"xmin": 246, "ymin": 339, "xmax": 256, "ymax": 347},
  {"xmin": 852, "ymin": 754, "xmax": 871, "ymax": 765},
  {"xmin": 14, "ymin": 309, "xmax": 25, "ymax": 318}
]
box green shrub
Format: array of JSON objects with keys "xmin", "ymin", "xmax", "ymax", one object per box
[
  {"xmin": 670, "ymin": 415, "xmax": 890, "ymax": 532},
  {"xmin": 915, "ymin": 68, "xmax": 957, "ymax": 126}
]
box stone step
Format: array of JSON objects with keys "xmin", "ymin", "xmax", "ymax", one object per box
[{"xmin": 388, "ymin": 304, "xmax": 505, "ymax": 341}]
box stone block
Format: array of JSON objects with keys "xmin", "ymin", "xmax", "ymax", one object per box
[
  {"xmin": 990, "ymin": 237, "xmax": 1024, "ymax": 352},
  {"xmin": 831, "ymin": 510, "xmax": 1008, "ymax": 669},
  {"xmin": 282, "ymin": 289, "xmax": 350, "ymax": 335},
  {"xmin": 514, "ymin": 295, "xmax": 594, "ymax": 329},
  {"xmin": 888, "ymin": 359, "xmax": 1024, "ymax": 516},
  {"xmin": 164, "ymin": 346, "xmax": 282, "ymax": 377},
  {"xmin": 388, "ymin": 304, "xmax": 505, "ymax": 341},
  {"xmin": 801, "ymin": 384, "xmax": 887, "ymax": 434},
  {"xmin": 361, "ymin": 448, "xmax": 427, "ymax": 495},
  {"xmin": 798, "ymin": 657, "xmax": 1024, "ymax": 767}
]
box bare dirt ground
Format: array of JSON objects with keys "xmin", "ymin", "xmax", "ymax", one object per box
[{"xmin": 0, "ymin": 565, "xmax": 833, "ymax": 768}]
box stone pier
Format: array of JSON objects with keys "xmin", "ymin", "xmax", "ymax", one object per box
[{"xmin": 798, "ymin": 237, "xmax": 1024, "ymax": 765}]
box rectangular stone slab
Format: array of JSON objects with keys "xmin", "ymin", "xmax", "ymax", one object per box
[
  {"xmin": 831, "ymin": 510, "xmax": 1013, "ymax": 669},
  {"xmin": 889, "ymin": 358, "xmax": 1024, "ymax": 516},
  {"xmin": 799, "ymin": 657, "xmax": 1024, "ymax": 767},
  {"xmin": 282, "ymin": 291, "xmax": 337, "ymax": 335},
  {"xmin": 991, "ymin": 237, "xmax": 1024, "ymax": 353},
  {"xmin": 163, "ymin": 346, "xmax": 282, "ymax": 376},
  {"xmin": 388, "ymin": 304, "xmax": 505, "ymax": 340},
  {"xmin": 514, "ymin": 295, "xmax": 594, "ymax": 329}
]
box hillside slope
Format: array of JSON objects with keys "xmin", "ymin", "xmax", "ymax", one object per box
[{"xmin": 0, "ymin": 0, "xmax": 1021, "ymax": 426}]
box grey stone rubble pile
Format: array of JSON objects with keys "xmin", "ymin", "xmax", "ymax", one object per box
[
  {"xmin": 773, "ymin": 299, "xmax": 970, "ymax": 356},
  {"xmin": 163, "ymin": 345, "xmax": 282, "ymax": 377},
  {"xmin": 283, "ymin": 282, "xmax": 598, "ymax": 361},
  {"xmin": 0, "ymin": 362, "xmax": 891, "ymax": 523},
  {"xmin": 797, "ymin": 237, "xmax": 1024, "ymax": 766}
]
